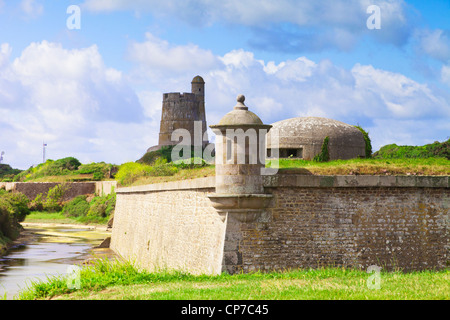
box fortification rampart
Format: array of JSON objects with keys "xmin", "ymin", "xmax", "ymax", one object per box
[
  {"xmin": 123, "ymin": 93, "xmax": 448, "ymax": 275},
  {"xmin": 111, "ymin": 175, "xmax": 449, "ymax": 274}
]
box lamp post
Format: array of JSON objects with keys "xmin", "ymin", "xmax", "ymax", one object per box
[{"xmin": 43, "ymin": 143, "xmax": 47, "ymax": 163}]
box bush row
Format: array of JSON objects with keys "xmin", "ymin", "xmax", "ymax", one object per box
[
  {"xmin": 0, "ymin": 189, "xmax": 30, "ymax": 242},
  {"xmin": 29, "ymin": 183, "xmax": 116, "ymax": 224},
  {"xmin": 62, "ymin": 193, "xmax": 116, "ymax": 224},
  {"xmin": 373, "ymin": 138, "xmax": 449, "ymax": 159},
  {"xmin": 7, "ymin": 157, "xmax": 118, "ymax": 182}
]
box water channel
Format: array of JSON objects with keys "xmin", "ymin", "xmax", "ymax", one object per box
[{"xmin": 0, "ymin": 223, "xmax": 111, "ymax": 299}]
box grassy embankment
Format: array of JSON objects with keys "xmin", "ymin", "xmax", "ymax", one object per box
[
  {"xmin": 115, "ymin": 139, "xmax": 449, "ymax": 186},
  {"xmin": 16, "ymin": 258, "xmax": 449, "ymax": 300},
  {"xmin": 117, "ymin": 157, "xmax": 449, "ymax": 187}
]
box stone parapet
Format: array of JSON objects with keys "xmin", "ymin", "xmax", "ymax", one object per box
[
  {"xmin": 116, "ymin": 176, "xmax": 216, "ymax": 194},
  {"xmin": 263, "ymin": 174, "xmax": 449, "ymax": 188},
  {"xmin": 114, "ymin": 174, "xmax": 448, "ymax": 194}
]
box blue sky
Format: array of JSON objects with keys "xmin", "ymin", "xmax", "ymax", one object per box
[{"xmin": 0, "ymin": 0, "xmax": 449, "ymax": 169}]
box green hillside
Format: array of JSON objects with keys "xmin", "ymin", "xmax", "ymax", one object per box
[
  {"xmin": 0, "ymin": 164, "xmax": 22, "ymax": 180},
  {"xmin": 6, "ymin": 157, "xmax": 118, "ymax": 182},
  {"xmin": 373, "ymin": 139, "xmax": 449, "ymax": 159}
]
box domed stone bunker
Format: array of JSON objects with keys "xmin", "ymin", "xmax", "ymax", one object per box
[{"xmin": 266, "ymin": 117, "xmax": 366, "ymax": 160}]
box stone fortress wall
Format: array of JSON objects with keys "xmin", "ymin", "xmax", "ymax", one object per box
[{"xmin": 111, "ymin": 175, "xmax": 449, "ymax": 275}]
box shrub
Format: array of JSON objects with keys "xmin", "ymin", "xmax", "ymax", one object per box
[
  {"xmin": 149, "ymin": 163, "xmax": 178, "ymax": 177},
  {"xmin": 0, "ymin": 205, "xmax": 16, "ymax": 240},
  {"xmin": 354, "ymin": 125, "xmax": 372, "ymax": 158},
  {"xmin": 29, "ymin": 193, "xmax": 44, "ymax": 211},
  {"xmin": 373, "ymin": 139, "xmax": 450, "ymax": 159},
  {"xmin": 0, "ymin": 190, "xmax": 30, "ymax": 240},
  {"xmin": 79, "ymin": 192, "xmax": 116, "ymax": 223},
  {"xmin": 13, "ymin": 157, "xmax": 82, "ymax": 181},
  {"xmin": 62, "ymin": 195, "xmax": 90, "ymax": 218},
  {"xmin": 54, "ymin": 157, "xmax": 81, "ymax": 171},
  {"xmin": 43, "ymin": 183, "xmax": 70, "ymax": 212},
  {"xmin": 137, "ymin": 146, "xmax": 174, "ymax": 165},
  {"xmin": 0, "ymin": 164, "xmax": 22, "ymax": 180},
  {"xmin": 115, "ymin": 162, "xmax": 154, "ymax": 186},
  {"xmin": 77, "ymin": 162, "xmax": 116, "ymax": 181},
  {"xmin": 30, "ymin": 183, "xmax": 70, "ymax": 212},
  {"xmin": 313, "ymin": 136, "xmax": 330, "ymax": 162}
]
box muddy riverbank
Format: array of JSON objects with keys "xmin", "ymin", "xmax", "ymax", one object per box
[{"xmin": 0, "ymin": 223, "xmax": 117, "ymax": 299}]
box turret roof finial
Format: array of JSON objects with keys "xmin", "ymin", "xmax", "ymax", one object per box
[{"xmin": 234, "ymin": 94, "xmax": 248, "ymax": 110}]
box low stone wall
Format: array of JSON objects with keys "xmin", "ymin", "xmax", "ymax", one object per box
[
  {"xmin": 0, "ymin": 181, "xmax": 117, "ymax": 200},
  {"xmin": 95, "ymin": 181, "xmax": 117, "ymax": 196},
  {"xmin": 111, "ymin": 175, "xmax": 449, "ymax": 274}
]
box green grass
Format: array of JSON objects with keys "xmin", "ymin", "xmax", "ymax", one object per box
[
  {"xmin": 121, "ymin": 157, "xmax": 449, "ymax": 187},
  {"xmin": 268, "ymin": 157, "xmax": 450, "ymax": 176},
  {"xmin": 25, "ymin": 211, "xmax": 71, "ymax": 221},
  {"xmin": 16, "ymin": 258, "xmax": 450, "ymax": 300},
  {"xmin": 24, "ymin": 211, "xmax": 108, "ymax": 225}
]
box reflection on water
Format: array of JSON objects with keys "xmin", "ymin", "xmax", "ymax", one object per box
[{"xmin": 0, "ymin": 226, "xmax": 109, "ymax": 300}]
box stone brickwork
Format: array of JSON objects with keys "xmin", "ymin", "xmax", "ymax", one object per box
[
  {"xmin": 1, "ymin": 182, "xmax": 95, "ymax": 201},
  {"xmin": 225, "ymin": 185, "xmax": 448, "ymax": 273},
  {"xmin": 147, "ymin": 76, "xmax": 208, "ymax": 152},
  {"xmin": 0, "ymin": 181, "xmax": 116, "ymax": 200},
  {"xmin": 110, "ymin": 178, "xmax": 225, "ymax": 275},
  {"xmin": 111, "ymin": 175, "xmax": 449, "ymax": 275}
]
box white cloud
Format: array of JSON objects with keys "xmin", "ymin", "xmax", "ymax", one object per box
[
  {"xmin": 415, "ymin": 29, "xmax": 450, "ymax": 63},
  {"xmin": 272, "ymin": 57, "xmax": 317, "ymax": 82},
  {"xmin": 127, "ymin": 32, "xmax": 222, "ymax": 81},
  {"xmin": 0, "ymin": 43, "xmax": 11, "ymax": 68},
  {"xmin": 83, "ymin": 0, "xmax": 414, "ymax": 52},
  {"xmin": 82, "ymin": 0, "xmax": 406, "ymax": 28},
  {"xmin": 442, "ymin": 65, "xmax": 450, "ymax": 85},
  {"xmin": 20, "ymin": 0, "xmax": 43, "ymax": 18},
  {"xmin": 351, "ymin": 64, "xmax": 449, "ymax": 119},
  {"xmin": 0, "ymin": 41, "xmax": 144, "ymax": 169}
]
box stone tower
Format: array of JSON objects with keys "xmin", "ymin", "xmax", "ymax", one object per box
[{"xmin": 147, "ymin": 76, "xmax": 209, "ymax": 153}]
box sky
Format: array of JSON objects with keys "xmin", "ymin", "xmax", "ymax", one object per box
[{"xmin": 0, "ymin": 0, "xmax": 449, "ymax": 170}]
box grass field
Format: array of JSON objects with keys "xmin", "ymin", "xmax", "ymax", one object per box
[
  {"xmin": 16, "ymin": 258, "xmax": 449, "ymax": 300},
  {"xmin": 23, "ymin": 211, "xmax": 107, "ymax": 226},
  {"xmin": 123, "ymin": 157, "xmax": 449, "ymax": 186},
  {"xmin": 268, "ymin": 157, "xmax": 450, "ymax": 176}
]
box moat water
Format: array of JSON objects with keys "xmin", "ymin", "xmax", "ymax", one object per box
[{"xmin": 0, "ymin": 224, "xmax": 110, "ymax": 299}]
